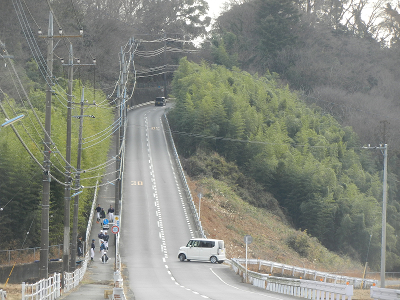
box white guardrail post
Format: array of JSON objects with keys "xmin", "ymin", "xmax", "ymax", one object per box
[
  {"xmin": 232, "ymin": 258, "xmax": 377, "ymax": 289},
  {"xmin": 231, "ymin": 258, "xmax": 355, "ymax": 300},
  {"xmin": 371, "ymin": 286, "xmax": 400, "ymax": 300},
  {"xmin": 0, "ymin": 289, "xmax": 6, "ymax": 300}
]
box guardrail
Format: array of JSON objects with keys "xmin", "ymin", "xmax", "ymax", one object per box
[
  {"xmin": 22, "ymin": 273, "xmax": 61, "ymax": 300},
  {"xmin": 371, "ymin": 286, "xmax": 400, "ymax": 300},
  {"xmin": 233, "ymin": 258, "xmax": 377, "ymax": 289},
  {"xmin": 162, "ymin": 112, "xmax": 205, "ymax": 238},
  {"xmin": 0, "ymin": 289, "xmax": 6, "ymax": 300},
  {"xmin": 231, "ymin": 259, "xmax": 353, "ymax": 300}
]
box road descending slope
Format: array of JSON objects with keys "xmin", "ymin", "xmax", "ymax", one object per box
[{"xmin": 121, "ymin": 104, "xmax": 298, "ymax": 300}]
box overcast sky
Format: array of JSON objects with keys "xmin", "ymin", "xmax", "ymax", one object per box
[{"xmin": 206, "ymin": 0, "xmax": 228, "ymax": 19}]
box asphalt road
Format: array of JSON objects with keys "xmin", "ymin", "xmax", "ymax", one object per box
[{"xmin": 120, "ymin": 104, "xmax": 300, "ymax": 300}]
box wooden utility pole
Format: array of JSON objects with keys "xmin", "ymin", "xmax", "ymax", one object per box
[{"xmin": 40, "ymin": 11, "xmax": 54, "ymax": 280}]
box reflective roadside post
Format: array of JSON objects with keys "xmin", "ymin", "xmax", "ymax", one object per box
[
  {"xmin": 198, "ymin": 193, "xmax": 202, "ymax": 220},
  {"xmin": 244, "ymin": 235, "xmax": 253, "ymax": 283}
]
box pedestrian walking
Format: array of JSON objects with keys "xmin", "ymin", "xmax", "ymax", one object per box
[
  {"xmin": 108, "ymin": 204, "xmax": 115, "ymax": 222},
  {"xmin": 100, "ymin": 208, "xmax": 106, "ymax": 225},
  {"xmin": 98, "ymin": 230, "xmax": 105, "ymax": 247},
  {"xmin": 95, "ymin": 204, "xmax": 102, "ymax": 223},
  {"xmin": 100, "ymin": 240, "xmax": 106, "ymax": 262},
  {"xmin": 77, "ymin": 237, "xmax": 83, "ymax": 257},
  {"xmin": 91, "ymin": 239, "xmax": 95, "ymax": 261},
  {"xmin": 103, "ymin": 231, "xmax": 109, "ymax": 250}
]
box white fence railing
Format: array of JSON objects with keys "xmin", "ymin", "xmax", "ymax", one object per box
[
  {"xmin": 22, "ymin": 273, "xmax": 61, "ymax": 300},
  {"xmin": 233, "ymin": 258, "xmax": 377, "ymax": 289},
  {"xmin": 64, "ymin": 253, "xmax": 89, "ymax": 293},
  {"xmin": 162, "ymin": 112, "xmax": 205, "ymax": 238},
  {"xmin": 231, "ymin": 259, "xmax": 353, "ymax": 300},
  {"xmin": 371, "ymin": 286, "xmax": 400, "ymax": 300}
]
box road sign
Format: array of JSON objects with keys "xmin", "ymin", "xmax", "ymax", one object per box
[
  {"xmin": 103, "ymin": 218, "xmax": 109, "ymax": 225},
  {"xmin": 114, "ymin": 215, "xmax": 120, "ymax": 227},
  {"xmin": 111, "ymin": 225, "xmax": 119, "ymax": 234},
  {"xmin": 244, "ymin": 235, "xmax": 253, "ymax": 244}
]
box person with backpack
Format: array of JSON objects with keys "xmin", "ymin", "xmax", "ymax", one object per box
[{"xmin": 100, "ymin": 208, "xmax": 106, "ymax": 225}]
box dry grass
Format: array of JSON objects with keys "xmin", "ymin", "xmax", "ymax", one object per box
[
  {"xmin": 188, "ymin": 176, "xmax": 367, "ymax": 275},
  {"xmin": 0, "ymin": 283, "xmax": 21, "ymax": 300}
]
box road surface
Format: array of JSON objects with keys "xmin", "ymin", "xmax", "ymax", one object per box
[{"xmin": 121, "ymin": 104, "xmax": 299, "ymax": 300}]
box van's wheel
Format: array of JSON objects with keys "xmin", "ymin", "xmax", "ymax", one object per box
[
  {"xmin": 179, "ymin": 254, "xmax": 186, "ymax": 262},
  {"xmin": 210, "ymin": 256, "xmax": 218, "ymax": 264}
]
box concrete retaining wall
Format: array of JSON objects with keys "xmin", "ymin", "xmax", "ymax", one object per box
[{"xmin": 0, "ymin": 261, "xmax": 62, "ymax": 284}]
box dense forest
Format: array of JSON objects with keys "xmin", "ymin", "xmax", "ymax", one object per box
[{"xmin": 1, "ymin": 0, "xmax": 400, "ymax": 271}]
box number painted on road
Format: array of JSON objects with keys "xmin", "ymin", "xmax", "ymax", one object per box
[
  {"xmin": 152, "ymin": 127, "xmax": 160, "ymax": 130},
  {"xmin": 131, "ymin": 181, "xmax": 143, "ymax": 186}
]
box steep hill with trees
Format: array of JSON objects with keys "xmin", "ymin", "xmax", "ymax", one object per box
[{"xmin": 168, "ymin": 58, "xmax": 397, "ymax": 271}]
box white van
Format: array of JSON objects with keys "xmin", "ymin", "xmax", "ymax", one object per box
[{"xmin": 178, "ymin": 238, "xmax": 226, "ymax": 264}]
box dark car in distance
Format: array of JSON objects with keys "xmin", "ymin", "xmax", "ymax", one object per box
[{"xmin": 155, "ymin": 97, "xmax": 166, "ymax": 106}]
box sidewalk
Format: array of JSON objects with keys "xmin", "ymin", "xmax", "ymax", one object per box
[{"xmin": 61, "ymin": 147, "xmax": 117, "ymax": 300}]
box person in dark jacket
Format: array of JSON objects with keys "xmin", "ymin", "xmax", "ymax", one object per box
[
  {"xmin": 95, "ymin": 204, "xmax": 102, "ymax": 223},
  {"xmin": 103, "ymin": 231, "xmax": 109, "ymax": 250},
  {"xmin": 108, "ymin": 205, "xmax": 115, "ymax": 222},
  {"xmin": 98, "ymin": 230, "xmax": 105, "ymax": 247},
  {"xmin": 77, "ymin": 237, "xmax": 83, "ymax": 257},
  {"xmin": 91, "ymin": 239, "xmax": 95, "ymax": 261},
  {"xmin": 100, "ymin": 208, "xmax": 106, "ymax": 225}
]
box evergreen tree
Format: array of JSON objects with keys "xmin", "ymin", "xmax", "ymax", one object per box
[{"xmin": 256, "ymin": 0, "xmax": 300, "ymax": 57}]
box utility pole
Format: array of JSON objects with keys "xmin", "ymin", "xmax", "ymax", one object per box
[
  {"xmin": 363, "ymin": 144, "xmax": 388, "ymax": 288},
  {"xmin": 39, "ymin": 11, "xmax": 54, "ymax": 280},
  {"xmin": 39, "ymin": 12, "xmax": 83, "ymax": 279},
  {"xmin": 71, "ymin": 88, "xmax": 85, "ymax": 271},
  {"xmin": 69, "ymin": 87, "xmax": 96, "ymax": 270},
  {"xmin": 62, "ymin": 43, "xmax": 73, "ymax": 274},
  {"xmin": 115, "ymin": 47, "xmax": 123, "ymax": 217},
  {"xmin": 114, "ymin": 46, "xmax": 129, "ymax": 270}
]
